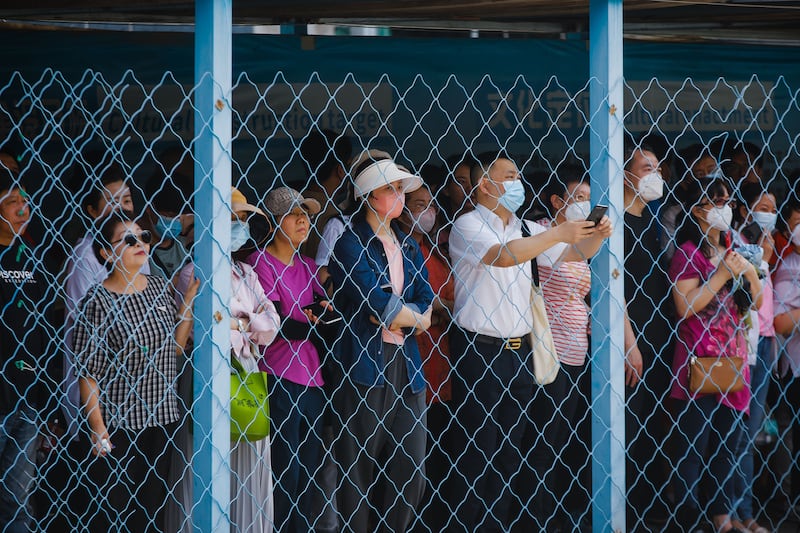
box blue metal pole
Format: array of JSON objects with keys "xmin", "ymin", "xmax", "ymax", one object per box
[
  {"xmin": 589, "ymin": 0, "xmax": 626, "ymax": 531},
  {"xmin": 193, "ymin": 0, "xmax": 232, "ymax": 531}
]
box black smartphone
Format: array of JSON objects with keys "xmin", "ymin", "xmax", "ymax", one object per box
[
  {"xmin": 302, "ymin": 302, "xmax": 342, "ymax": 325},
  {"xmin": 741, "ymin": 221, "xmax": 762, "ymax": 244},
  {"xmin": 586, "ymin": 204, "xmax": 608, "ymax": 225}
]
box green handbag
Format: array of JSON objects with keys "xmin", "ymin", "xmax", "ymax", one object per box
[{"xmin": 230, "ymin": 356, "xmax": 270, "ymax": 442}]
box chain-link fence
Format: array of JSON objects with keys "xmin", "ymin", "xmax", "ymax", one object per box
[{"xmin": 1, "ymin": 60, "xmax": 800, "ymax": 533}]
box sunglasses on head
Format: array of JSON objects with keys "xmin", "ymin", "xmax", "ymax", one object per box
[{"xmin": 111, "ymin": 230, "xmax": 153, "ymax": 247}]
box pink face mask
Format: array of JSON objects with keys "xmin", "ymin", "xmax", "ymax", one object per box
[
  {"xmin": 410, "ymin": 207, "xmax": 437, "ymax": 233},
  {"xmin": 370, "ymin": 189, "xmax": 405, "ymax": 220}
]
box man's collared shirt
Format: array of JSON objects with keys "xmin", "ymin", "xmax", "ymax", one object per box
[{"xmin": 449, "ymin": 203, "xmax": 545, "ymax": 338}]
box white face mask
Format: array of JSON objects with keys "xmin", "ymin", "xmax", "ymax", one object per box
[
  {"xmin": 791, "ymin": 224, "xmax": 800, "ymax": 247},
  {"xmin": 704, "ymin": 204, "xmax": 733, "ymax": 231},
  {"xmin": 751, "ymin": 211, "xmax": 777, "ymax": 233},
  {"xmin": 637, "ymin": 172, "xmax": 664, "ymax": 203},
  {"xmin": 564, "ymin": 200, "xmax": 590, "ymax": 222}
]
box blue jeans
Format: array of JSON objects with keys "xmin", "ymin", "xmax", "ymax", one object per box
[
  {"xmin": 268, "ymin": 376, "xmax": 324, "ymax": 532},
  {"xmin": 673, "ymin": 395, "xmax": 745, "ymax": 529},
  {"xmin": 733, "ymin": 336, "xmax": 774, "ymax": 520},
  {"xmin": 0, "ymin": 403, "xmax": 38, "ymax": 533}
]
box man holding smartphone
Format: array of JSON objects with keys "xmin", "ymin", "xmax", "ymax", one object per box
[{"xmin": 447, "ymin": 151, "xmax": 610, "ymax": 531}]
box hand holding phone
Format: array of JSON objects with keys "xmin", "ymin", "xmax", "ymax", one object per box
[
  {"xmin": 741, "ymin": 221, "xmax": 762, "ymax": 245},
  {"xmin": 586, "ymin": 204, "xmax": 608, "ymax": 226},
  {"xmin": 302, "ymin": 301, "xmax": 342, "ymax": 325}
]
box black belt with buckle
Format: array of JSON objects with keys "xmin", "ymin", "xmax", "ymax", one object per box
[{"xmin": 470, "ymin": 332, "xmax": 528, "ymax": 351}]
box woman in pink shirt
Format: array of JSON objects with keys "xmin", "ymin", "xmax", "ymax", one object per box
[
  {"xmin": 247, "ymin": 186, "xmax": 327, "ymax": 532},
  {"xmin": 669, "ymin": 178, "xmax": 762, "ymax": 533}
]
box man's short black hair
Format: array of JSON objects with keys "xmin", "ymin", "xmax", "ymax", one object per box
[
  {"xmin": 623, "ymin": 140, "xmax": 658, "ymax": 172},
  {"xmin": 471, "ymin": 150, "xmax": 512, "ymax": 183},
  {"xmin": 300, "ymin": 129, "xmax": 352, "ymax": 182},
  {"xmin": 69, "ymin": 149, "xmax": 127, "ymax": 214},
  {"xmin": 733, "ymin": 141, "xmax": 764, "ymax": 170},
  {"xmin": 446, "ymin": 154, "xmax": 478, "ymax": 172}
]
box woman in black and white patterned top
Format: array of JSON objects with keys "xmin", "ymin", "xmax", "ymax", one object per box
[{"xmin": 73, "ymin": 210, "xmax": 198, "ymax": 531}]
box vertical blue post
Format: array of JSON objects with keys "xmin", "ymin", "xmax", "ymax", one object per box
[
  {"xmin": 589, "ymin": 0, "xmax": 626, "ymax": 532},
  {"xmin": 194, "ymin": 0, "xmax": 232, "ymax": 531}
]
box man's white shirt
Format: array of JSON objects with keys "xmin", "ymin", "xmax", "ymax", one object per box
[{"xmin": 449, "ymin": 204, "xmax": 550, "ymax": 338}]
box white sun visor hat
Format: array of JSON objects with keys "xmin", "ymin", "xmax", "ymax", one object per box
[{"xmin": 352, "ymin": 156, "xmax": 423, "ymax": 199}]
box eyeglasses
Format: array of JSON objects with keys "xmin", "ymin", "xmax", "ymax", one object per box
[
  {"xmin": 111, "ymin": 230, "xmax": 153, "ymax": 247},
  {"xmin": 701, "ymin": 199, "xmax": 737, "ymax": 209}
]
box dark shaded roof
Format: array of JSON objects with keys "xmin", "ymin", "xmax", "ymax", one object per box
[{"xmin": 1, "ymin": 1, "xmax": 800, "ymax": 45}]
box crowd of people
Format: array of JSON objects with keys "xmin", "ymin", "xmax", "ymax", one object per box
[{"xmin": 1, "ymin": 130, "xmax": 800, "ymax": 533}]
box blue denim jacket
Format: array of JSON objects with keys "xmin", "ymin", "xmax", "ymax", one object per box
[{"xmin": 328, "ymin": 213, "xmax": 434, "ymax": 394}]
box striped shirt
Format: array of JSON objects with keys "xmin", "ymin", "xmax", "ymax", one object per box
[
  {"xmin": 537, "ymin": 225, "xmax": 592, "ymax": 367},
  {"xmin": 72, "ymin": 275, "xmax": 181, "ymax": 431}
]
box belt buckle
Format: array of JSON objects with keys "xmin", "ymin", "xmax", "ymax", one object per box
[{"xmin": 505, "ymin": 337, "xmax": 522, "ymax": 350}]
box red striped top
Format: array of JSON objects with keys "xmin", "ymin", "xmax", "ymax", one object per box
[{"xmin": 538, "ymin": 247, "xmax": 592, "ymax": 367}]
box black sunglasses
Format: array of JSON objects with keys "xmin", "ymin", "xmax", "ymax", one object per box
[{"xmin": 111, "ymin": 230, "xmax": 153, "ymax": 247}]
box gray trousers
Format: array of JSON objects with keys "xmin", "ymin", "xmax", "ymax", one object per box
[{"xmin": 333, "ymin": 343, "xmax": 427, "ymax": 533}]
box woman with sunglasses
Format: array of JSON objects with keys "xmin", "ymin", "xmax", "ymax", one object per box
[
  {"xmin": 72, "ymin": 210, "xmax": 198, "ymax": 531},
  {"xmin": 669, "ymin": 178, "xmax": 762, "ymax": 533}
]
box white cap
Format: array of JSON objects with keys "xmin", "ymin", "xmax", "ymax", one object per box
[{"xmin": 351, "ymin": 152, "xmax": 423, "ymax": 199}]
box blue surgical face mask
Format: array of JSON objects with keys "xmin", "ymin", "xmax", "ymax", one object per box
[
  {"xmin": 155, "ymin": 215, "xmax": 183, "ymax": 240},
  {"xmin": 490, "ymin": 179, "xmax": 526, "ymax": 213},
  {"xmin": 751, "ymin": 211, "xmax": 777, "ymax": 233},
  {"xmin": 230, "ymin": 219, "xmax": 251, "ymax": 252}
]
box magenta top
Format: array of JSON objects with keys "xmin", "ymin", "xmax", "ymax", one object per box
[
  {"xmin": 247, "ymin": 250, "xmax": 326, "ymax": 387},
  {"xmin": 668, "ymin": 241, "xmax": 751, "ymax": 413}
]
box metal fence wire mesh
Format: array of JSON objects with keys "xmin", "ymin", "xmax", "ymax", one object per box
[{"xmin": 1, "ymin": 69, "xmax": 800, "ymax": 533}]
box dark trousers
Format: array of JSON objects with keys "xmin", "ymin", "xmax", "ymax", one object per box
[
  {"xmin": 626, "ymin": 348, "xmax": 673, "ymax": 531},
  {"xmin": 105, "ymin": 422, "xmax": 178, "ymax": 532},
  {"xmin": 449, "ymin": 329, "xmax": 534, "ymax": 532},
  {"xmin": 57, "ymin": 436, "xmax": 113, "ymax": 533},
  {"xmin": 333, "ymin": 343, "xmax": 427, "ymax": 533},
  {"xmin": 785, "ymin": 373, "xmax": 800, "ymax": 502},
  {"xmin": 519, "ymin": 362, "xmax": 585, "ymax": 530},
  {"xmin": 411, "ymin": 400, "xmax": 453, "ymax": 533},
  {"xmin": 672, "ymin": 396, "xmax": 744, "ymax": 530},
  {"xmin": 268, "ymin": 376, "xmax": 325, "ymax": 532},
  {"xmin": 0, "ymin": 404, "xmax": 37, "ymax": 533}
]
